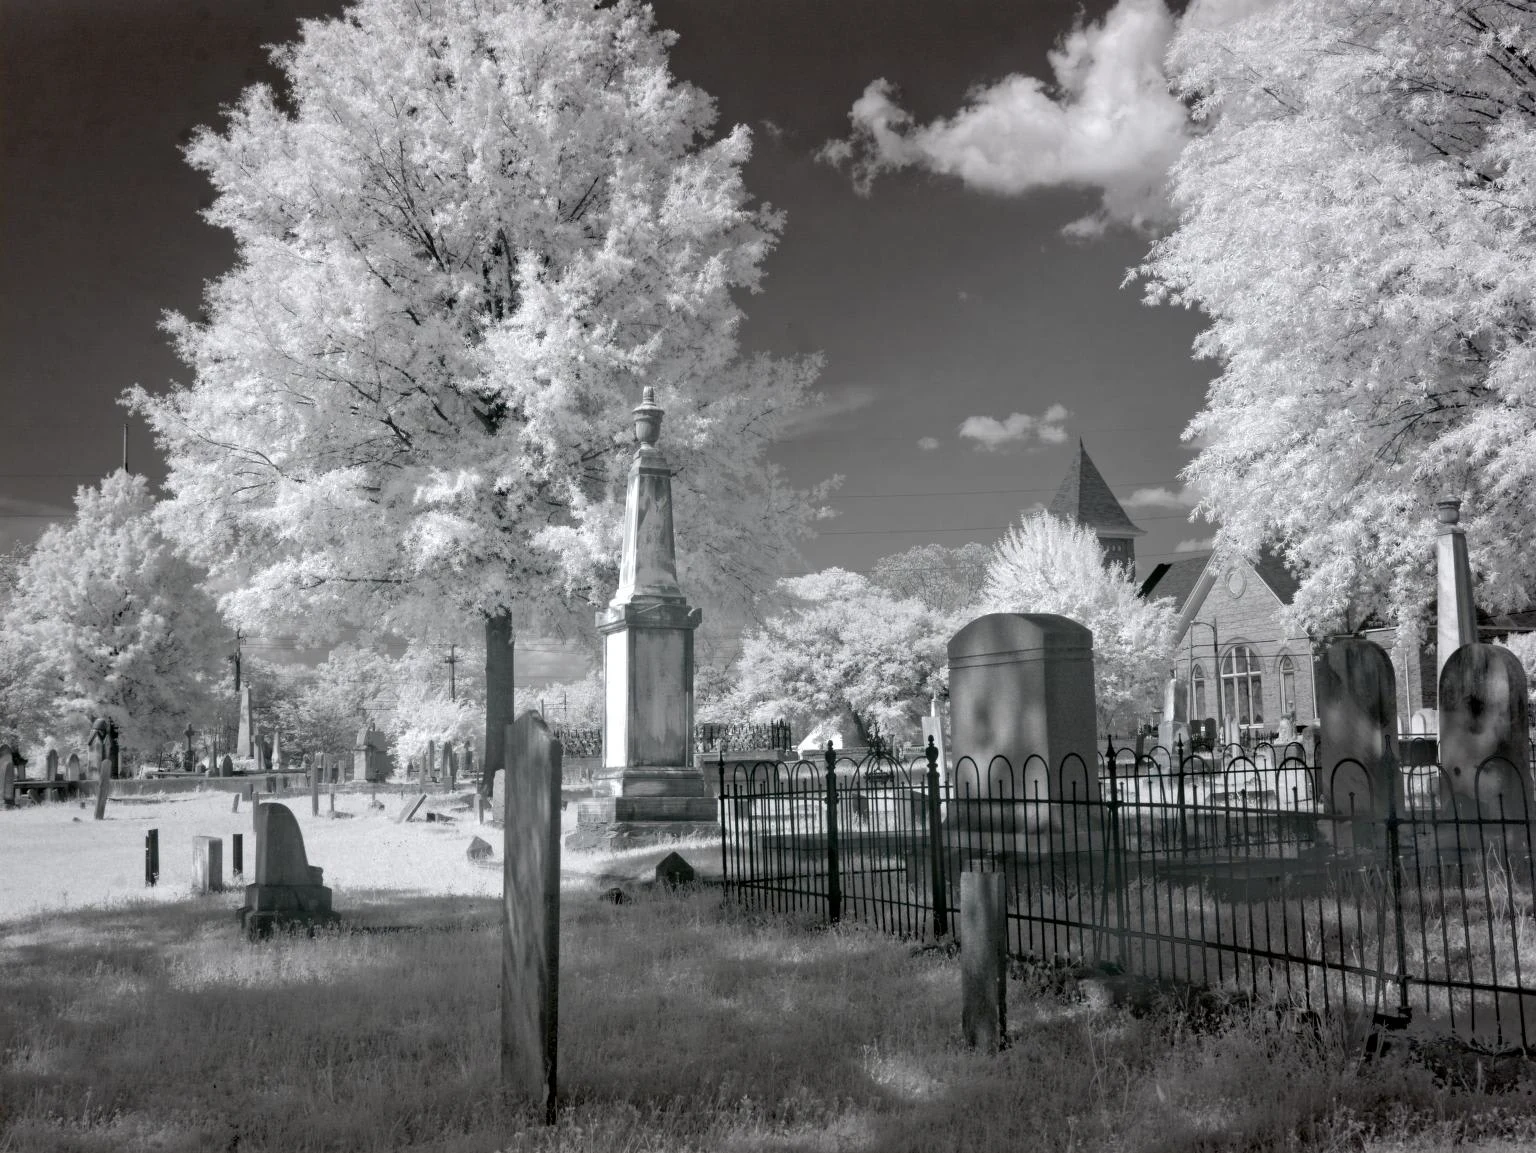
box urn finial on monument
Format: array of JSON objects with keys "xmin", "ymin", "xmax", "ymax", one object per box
[{"xmin": 634, "ymin": 385, "xmax": 663, "ymax": 447}]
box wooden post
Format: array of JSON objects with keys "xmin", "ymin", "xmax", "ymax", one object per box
[
  {"xmin": 961, "ymin": 864, "xmax": 1007, "ymax": 1052},
  {"xmin": 501, "ymin": 711, "xmax": 561, "ymax": 1123}
]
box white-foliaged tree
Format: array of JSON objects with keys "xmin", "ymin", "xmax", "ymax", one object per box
[
  {"xmin": 732, "ymin": 569, "xmax": 950, "ymax": 747},
  {"xmin": 982, "ymin": 512, "xmax": 1176, "ymax": 735},
  {"xmin": 1137, "ymin": 0, "xmax": 1536, "ymax": 638},
  {"xmin": 1, "ymin": 471, "xmax": 226, "ymax": 750},
  {"xmin": 129, "ymin": 0, "xmax": 824, "ymax": 790}
]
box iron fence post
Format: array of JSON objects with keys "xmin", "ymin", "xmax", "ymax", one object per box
[
  {"xmin": 717, "ymin": 752, "xmax": 728, "ymax": 897},
  {"xmin": 1175, "ymin": 737, "xmax": 1190, "ymax": 860},
  {"xmin": 1383, "ymin": 767, "xmax": 1412, "ymax": 1023},
  {"xmin": 825, "ymin": 741, "xmax": 841, "ymax": 925},
  {"xmin": 1104, "ymin": 737, "xmax": 1128, "ymax": 970},
  {"xmin": 925, "ymin": 735, "xmax": 949, "ymax": 938}
]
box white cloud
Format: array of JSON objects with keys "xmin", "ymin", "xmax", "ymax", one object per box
[
  {"xmin": 1175, "ymin": 536, "xmax": 1216, "ymax": 553},
  {"xmin": 1122, "ymin": 483, "xmax": 1200, "ymax": 511},
  {"xmin": 957, "ymin": 405, "xmax": 1071, "ymax": 451},
  {"xmin": 916, "ymin": 436, "xmax": 941, "ymax": 451},
  {"xmin": 823, "ymin": 0, "xmax": 1277, "ymax": 236},
  {"xmin": 778, "ymin": 385, "xmax": 877, "ymax": 439}
]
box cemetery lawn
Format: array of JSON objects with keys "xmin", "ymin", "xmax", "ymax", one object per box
[{"xmin": 2, "ymin": 796, "xmax": 1536, "ymax": 1151}]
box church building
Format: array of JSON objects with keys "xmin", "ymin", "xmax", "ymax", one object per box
[{"xmin": 1048, "ymin": 440, "xmax": 1145, "ymax": 571}]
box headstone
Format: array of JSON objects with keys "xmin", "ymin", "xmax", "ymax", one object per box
[
  {"xmin": 46, "ymin": 749, "xmax": 59, "ymax": 780},
  {"xmin": 193, "ymin": 835, "xmax": 224, "ymax": 893},
  {"xmin": 427, "ymin": 740, "xmax": 436, "ymax": 785},
  {"xmin": 1276, "ymin": 714, "xmax": 1298, "ymax": 746},
  {"xmin": 397, "ymin": 794, "xmax": 427, "ymax": 824},
  {"xmin": 1410, "ymin": 708, "xmax": 1438, "ymax": 736},
  {"xmin": 219, "ymin": 754, "xmax": 234, "ymax": 778},
  {"xmin": 145, "ymin": 829, "xmax": 159, "ymax": 886},
  {"xmin": 232, "ymin": 832, "xmax": 243, "ymax": 877},
  {"xmin": 237, "ymin": 802, "xmax": 334, "ymax": 937},
  {"xmin": 1313, "ymin": 638, "xmax": 1401, "ymax": 835},
  {"xmin": 1163, "ymin": 675, "xmax": 1188, "ymax": 724},
  {"xmin": 310, "ymin": 758, "xmax": 320, "ymax": 816},
  {"xmin": 93, "ymin": 761, "xmax": 111, "ymax": 820},
  {"xmin": 655, "ymin": 851, "xmax": 695, "ymax": 887},
  {"xmin": 961, "ymin": 865, "xmax": 1007, "ymax": 1052},
  {"xmin": 270, "ymin": 730, "xmax": 283, "ymax": 771},
  {"xmin": 253, "ymin": 738, "xmax": 267, "ymax": 774},
  {"xmin": 1439, "ymin": 643, "xmax": 1532, "ymax": 827},
  {"xmin": 0, "ymin": 747, "xmax": 15, "ymax": 808},
  {"xmin": 232, "ymin": 793, "xmax": 241, "ymax": 813},
  {"xmin": 236, "ymin": 685, "xmax": 255, "ymax": 757},
  {"xmin": 443, "ymin": 742, "xmax": 455, "ymax": 789},
  {"xmin": 947, "ymin": 613, "xmax": 1099, "ymax": 806},
  {"xmin": 501, "ymin": 711, "xmax": 561, "ymax": 1122},
  {"xmin": 65, "ymin": 753, "xmax": 81, "ymax": 782},
  {"xmin": 1435, "ymin": 498, "xmax": 1478, "ymax": 684},
  {"xmin": 466, "ymin": 835, "xmax": 494, "ymax": 861}
]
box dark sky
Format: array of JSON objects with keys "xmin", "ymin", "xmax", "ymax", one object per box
[{"xmin": 0, "ymin": 0, "xmax": 1213, "ymax": 593}]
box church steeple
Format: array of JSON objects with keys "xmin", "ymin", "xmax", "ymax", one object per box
[{"xmin": 1047, "ymin": 439, "xmax": 1144, "ymax": 571}]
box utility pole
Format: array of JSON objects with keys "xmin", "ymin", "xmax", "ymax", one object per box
[
  {"xmin": 445, "ymin": 644, "xmax": 458, "ymax": 701},
  {"xmin": 122, "ymin": 423, "xmax": 130, "ymax": 474}
]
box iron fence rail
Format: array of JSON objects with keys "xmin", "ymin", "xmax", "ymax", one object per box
[{"xmin": 719, "ymin": 740, "xmax": 1536, "ymax": 1052}]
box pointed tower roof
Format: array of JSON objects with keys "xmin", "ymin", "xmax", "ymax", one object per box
[{"xmin": 1047, "ymin": 440, "xmax": 1144, "ymax": 538}]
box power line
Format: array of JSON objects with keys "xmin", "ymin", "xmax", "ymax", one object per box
[{"xmin": 830, "ymin": 478, "xmax": 1183, "ymax": 500}]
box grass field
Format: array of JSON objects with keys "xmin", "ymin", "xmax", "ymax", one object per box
[{"xmin": 4, "ymin": 791, "xmax": 1536, "ymax": 1151}]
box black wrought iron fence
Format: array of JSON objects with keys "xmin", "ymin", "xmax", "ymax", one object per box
[
  {"xmin": 718, "ymin": 740, "xmax": 1536, "ymax": 1052},
  {"xmin": 695, "ymin": 720, "xmax": 793, "ymax": 755}
]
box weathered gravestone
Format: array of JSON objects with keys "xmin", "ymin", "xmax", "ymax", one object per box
[
  {"xmin": 193, "ymin": 835, "xmax": 224, "ymax": 893},
  {"xmin": 397, "ymin": 794, "xmax": 427, "ymax": 824},
  {"xmin": 0, "ymin": 747, "xmax": 15, "ymax": 808},
  {"xmin": 93, "ymin": 760, "xmax": 111, "ymax": 820},
  {"xmin": 1438, "ymin": 643, "xmax": 1532, "ymax": 830},
  {"xmin": 961, "ymin": 863, "xmax": 1007, "ymax": 1052},
  {"xmin": 219, "ymin": 754, "xmax": 234, "ymax": 778},
  {"xmin": 501, "ymin": 711, "xmax": 561, "ymax": 1123},
  {"xmin": 1313, "ymin": 638, "xmax": 1401, "ymax": 843},
  {"xmin": 466, "ymin": 835, "xmax": 494, "ymax": 862},
  {"xmin": 64, "ymin": 753, "xmax": 81, "ymax": 782},
  {"xmin": 946, "ymin": 613, "xmax": 1098, "ymax": 834},
  {"xmin": 237, "ymin": 802, "xmax": 335, "ymax": 937},
  {"xmin": 447, "ymin": 743, "xmax": 458, "ymax": 790},
  {"xmin": 46, "ymin": 749, "xmax": 59, "ymax": 780}
]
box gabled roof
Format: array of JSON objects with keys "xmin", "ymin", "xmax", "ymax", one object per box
[
  {"xmin": 1047, "ymin": 440, "xmax": 1144, "ymax": 538},
  {"xmin": 1251, "ymin": 547, "xmax": 1301, "ymax": 606},
  {"xmin": 1138, "ymin": 553, "xmax": 1212, "ymax": 610}
]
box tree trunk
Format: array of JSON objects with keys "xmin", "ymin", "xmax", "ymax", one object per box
[{"xmin": 481, "ymin": 610, "xmax": 515, "ymax": 798}]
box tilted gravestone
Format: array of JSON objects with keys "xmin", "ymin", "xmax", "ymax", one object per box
[
  {"xmin": 1439, "ymin": 643, "xmax": 1532, "ymax": 826},
  {"xmin": 93, "ymin": 760, "xmax": 111, "ymax": 820},
  {"xmin": 1314, "ymin": 638, "xmax": 1401, "ymax": 829},
  {"xmin": 501, "ymin": 711, "xmax": 561, "ymax": 1122},
  {"xmin": 64, "ymin": 753, "xmax": 81, "ymax": 782},
  {"xmin": 397, "ymin": 794, "xmax": 427, "ymax": 824},
  {"xmin": 237, "ymin": 802, "xmax": 335, "ymax": 937}
]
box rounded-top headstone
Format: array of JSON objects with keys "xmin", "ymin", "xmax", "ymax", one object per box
[{"xmin": 1439, "ymin": 642, "xmax": 1530, "ymax": 816}]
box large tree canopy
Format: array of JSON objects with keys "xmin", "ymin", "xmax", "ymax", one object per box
[
  {"xmin": 130, "ymin": 0, "xmax": 823, "ymax": 643},
  {"xmin": 130, "ymin": 0, "xmax": 826, "ymax": 792},
  {"xmin": 1137, "ymin": 0, "xmax": 1536, "ymax": 637}
]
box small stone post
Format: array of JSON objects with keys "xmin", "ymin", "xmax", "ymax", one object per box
[
  {"xmin": 961, "ymin": 863, "xmax": 1007, "ymax": 1051},
  {"xmin": 311, "ymin": 758, "xmax": 321, "ymax": 817},
  {"xmin": 501, "ymin": 711, "xmax": 562, "ymax": 1123},
  {"xmin": 93, "ymin": 763, "xmax": 111, "ymax": 820}
]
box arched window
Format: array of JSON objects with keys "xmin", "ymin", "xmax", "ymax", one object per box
[
  {"xmin": 1220, "ymin": 645, "xmax": 1264, "ymax": 727},
  {"xmin": 1190, "ymin": 662, "xmax": 1207, "ymax": 720},
  {"xmin": 1278, "ymin": 654, "xmax": 1297, "ymax": 719}
]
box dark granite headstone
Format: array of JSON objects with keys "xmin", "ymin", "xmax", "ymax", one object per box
[
  {"xmin": 0, "ymin": 747, "xmax": 15, "ymax": 808},
  {"xmin": 237, "ymin": 802, "xmax": 335, "ymax": 937},
  {"xmin": 219, "ymin": 754, "xmax": 234, "ymax": 778},
  {"xmin": 46, "ymin": 749, "xmax": 59, "ymax": 780},
  {"xmin": 655, "ymin": 851, "xmax": 695, "ymax": 887},
  {"xmin": 466, "ymin": 835, "xmax": 494, "ymax": 861}
]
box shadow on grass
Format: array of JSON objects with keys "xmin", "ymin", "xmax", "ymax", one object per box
[{"xmin": 5, "ymin": 887, "xmax": 1535, "ymax": 1153}]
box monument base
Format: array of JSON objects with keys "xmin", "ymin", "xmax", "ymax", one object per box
[
  {"xmin": 568, "ymin": 764, "xmax": 718, "ymax": 849},
  {"xmin": 237, "ymin": 881, "xmax": 336, "ymax": 939}
]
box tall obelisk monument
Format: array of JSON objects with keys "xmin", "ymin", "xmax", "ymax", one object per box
[{"xmin": 571, "ymin": 387, "xmax": 716, "ymax": 848}]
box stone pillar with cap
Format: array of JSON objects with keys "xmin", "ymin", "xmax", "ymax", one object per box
[
  {"xmin": 1436, "ymin": 496, "xmax": 1478, "ymax": 683},
  {"xmin": 570, "ymin": 387, "xmax": 716, "ymax": 850}
]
